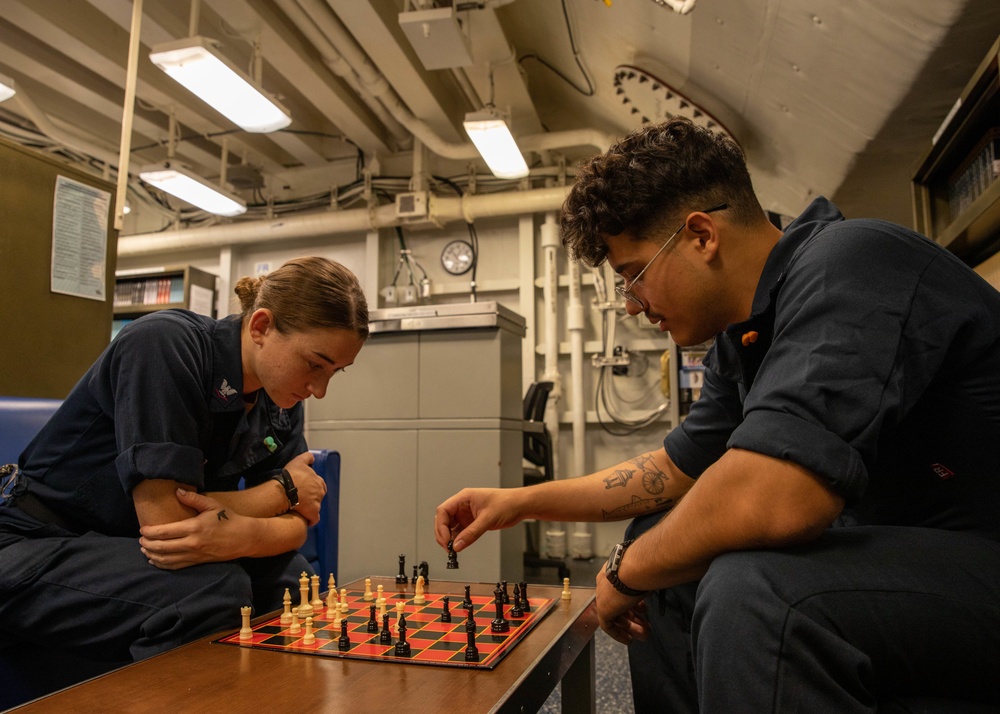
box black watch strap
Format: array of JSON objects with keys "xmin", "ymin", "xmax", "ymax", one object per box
[
  {"xmin": 606, "ymin": 539, "xmax": 647, "ymax": 597},
  {"xmin": 272, "ymin": 469, "xmax": 299, "ymax": 509}
]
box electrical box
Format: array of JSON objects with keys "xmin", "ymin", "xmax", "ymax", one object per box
[
  {"xmin": 398, "ymin": 7, "xmax": 473, "ymax": 70},
  {"xmin": 395, "ymin": 191, "xmax": 428, "ymax": 219}
]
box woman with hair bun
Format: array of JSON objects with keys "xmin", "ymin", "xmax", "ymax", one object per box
[{"xmin": 0, "ymin": 256, "xmax": 367, "ymax": 675}]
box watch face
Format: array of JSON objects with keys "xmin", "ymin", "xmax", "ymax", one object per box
[{"xmin": 441, "ymin": 240, "xmax": 474, "ymax": 275}]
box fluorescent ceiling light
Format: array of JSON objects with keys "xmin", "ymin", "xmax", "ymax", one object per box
[
  {"xmin": 139, "ymin": 163, "xmax": 247, "ymax": 217},
  {"xmin": 0, "ymin": 73, "xmax": 15, "ymax": 102},
  {"xmin": 149, "ymin": 37, "xmax": 291, "ymax": 133},
  {"xmin": 463, "ymin": 108, "xmax": 529, "ymax": 180}
]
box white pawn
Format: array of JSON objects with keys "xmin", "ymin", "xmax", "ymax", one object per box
[
  {"xmin": 340, "ymin": 587, "xmax": 349, "ymax": 614},
  {"xmin": 289, "ymin": 607, "xmax": 301, "ymax": 634},
  {"xmin": 561, "ymin": 577, "xmax": 572, "ymax": 600},
  {"xmin": 363, "ymin": 577, "xmax": 374, "ymax": 601},
  {"xmin": 303, "ymin": 616, "xmax": 315, "ymax": 645}
]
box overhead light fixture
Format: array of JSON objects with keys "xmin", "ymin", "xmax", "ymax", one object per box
[
  {"xmin": 463, "ymin": 108, "xmax": 530, "ymax": 180},
  {"xmin": 0, "ymin": 73, "xmax": 15, "ymax": 102},
  {"xmin": 149, "ymin": 36, "xmax": 291, "ymax": 133},
  {"xmin": 139, "ymin": 163, "xmax": 247, "ymax": 217}
]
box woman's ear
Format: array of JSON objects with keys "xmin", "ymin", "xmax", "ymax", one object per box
[{"xmin": 247, "ymin": 308, "xmax": 274, "ymax": 343}]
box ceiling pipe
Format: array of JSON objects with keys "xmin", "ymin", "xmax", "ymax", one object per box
[
  {"xmin": 272, "ymin": 0, "xmax": 410, "ymax": 145},
  {"xmin": 298, "ymin": 0, "xmax": 615, "ymax": 161},
  {"xmin": 118, "ymin": 183, "xmax": 570, "ymax": 257},
  {"xmin": 8, "ymin": 88, "xmax": 120, "ymax": 167}
]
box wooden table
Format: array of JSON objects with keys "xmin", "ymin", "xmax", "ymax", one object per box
[{"xmin": 12, "ymin": 578, "xmax": 598, "ymax": 714}]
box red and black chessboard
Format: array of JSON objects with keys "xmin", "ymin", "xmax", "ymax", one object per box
[{"xmin": 215, "ymin": 584, "xmax": 555, "ymax": 669}]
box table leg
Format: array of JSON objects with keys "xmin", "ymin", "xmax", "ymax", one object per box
[{"xmin": 560, "ymin": 635, "xmax": 596, "ymax": 714}]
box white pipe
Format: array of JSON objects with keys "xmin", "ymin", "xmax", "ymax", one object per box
[
  {"xmin": 539, "ymin": 212, "xmax": 562, "ymax": 479},
  {"xmin": 301, "ymin": 0, "xmax": 614, "ymax": 160},
  {"xmin": 113, "ymin": 0, "xmax": 143, "ymax": 232},
  {"xmin": 566, "ymin": 254, "xmax": 592, "ymax": 558},
  {"xmin": 119, "ymin": 184, "xmax": 571, "ymax": 256},
  {"xmin": 274, "ymin": 0, "xmax": 410, "ymax": 144}
]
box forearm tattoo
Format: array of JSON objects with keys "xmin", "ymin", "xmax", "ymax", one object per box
[{"xmin": 601, "ymin": 453, "xmax": 674, "ymax": 521}]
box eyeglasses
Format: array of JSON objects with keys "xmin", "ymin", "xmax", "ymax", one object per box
[{"xmin": 615, "ymin": 204, "xmax": 728, "ymax": 307}]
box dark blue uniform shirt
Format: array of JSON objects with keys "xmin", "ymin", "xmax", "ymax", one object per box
[
  {"xmin": 14, "ymin": 310, "xmax": 307, "ymax": 537},
  {"xmin": 665, "ymin": 197, "xmax": 1000, "ymax": 538}
]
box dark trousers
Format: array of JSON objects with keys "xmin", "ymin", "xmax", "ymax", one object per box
[
  {"xmin": 625, "ymin": 513, "xmax": 1000, "ymax": 713},
  {"xmin": 0, "ymin": 512, "xmax": 310, "ymax": 663}
]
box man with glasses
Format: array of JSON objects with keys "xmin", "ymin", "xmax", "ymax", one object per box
[{"xmin": 435, "ymin": 117, "xmax": 1000, "ymax": 712}]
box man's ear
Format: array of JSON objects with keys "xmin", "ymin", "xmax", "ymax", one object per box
[{"xmin": 686, "ymin": 211, "xmax": 721, "ymax": 263}]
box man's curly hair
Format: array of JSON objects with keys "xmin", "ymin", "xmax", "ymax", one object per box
[{"xmin": 560, "ymin": 118, "xmax": 763, "ymax": 267}]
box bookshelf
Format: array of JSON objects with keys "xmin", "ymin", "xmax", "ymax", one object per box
[
  {"xmin": 113, "ymin": 266, "xmax": 217, "ymax": 338},
  {"xmin": 912, "ymin": 35, "xmax": 1000, "ymax": 265}
]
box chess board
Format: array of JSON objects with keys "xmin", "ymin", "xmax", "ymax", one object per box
[{"xmin": 215, "ymin": 585, "xmax": 556, "ymax": 669}]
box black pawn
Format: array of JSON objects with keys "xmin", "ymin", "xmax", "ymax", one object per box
[
  {"xmin": 419, "ymin": 561, "xmax": 429, "ymax": 587},
  {"xmin": 440, "ymin": 596, "xmax": 452, "ymax": 623},
  {"xmin": 491, "ymin": 587, "xmax": 509, "ymax": 633},
  {"xmin": 464, "ymin": 624, "xmax": 480, "ymax": 662},
  {"xmin": 394, "ymin": 615, "xmax": 411, "ymax": 656},
  {"xmin": 379, "ymin": 612, "xmax": 391, "ymax": 644},
  {"xmin": 396, "ymin": 554, "xmax": 408, "ymax": 584},
  {"xmin": 463, "ymin": 585, "xmax": 473, "ymax": 610},
  {"xmin": 510, "ymin": 584, "xmax": 524, "ymax": 618},
  {"xmin": 501, "ymin": 580, "xmax": 510, "ymax": 604},
  {"xmin": 338, "ymin": 619, "xmax": 351, "ymax": 651},
  {"xmin": 519, "ymin": 581, "xmax": 531, "ymax": 612},
  {"xmin": 367, "ymin": 604, "xmax": 378, "ymax": 633},
  {"xmin": 447, "ymin": 539, "xmax": 459, "ymax": 569}
]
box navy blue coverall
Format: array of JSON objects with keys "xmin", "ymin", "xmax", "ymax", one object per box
[
  {"xmin": 627, "ymin": 198, "xmax": 1000, "ymax": 712},
  {"xmin": 0, "ymin": 310, "xmax": 311, "ymax": 663}
]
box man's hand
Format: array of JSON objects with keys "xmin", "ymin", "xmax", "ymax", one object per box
[
  {"xmin": 284, "ymin": 451, "xmax": 325, "ymax": 527},
  {"xmin": 595, "ymin": 568, "xmax": 651, "ymax": 645},
  {"xmin": 434, "ymin": 488, "xmax": 526, "ymax": 552},
  {"xmin": 138, "ymin": 489, "xmax": 251, "ymax": 569}
]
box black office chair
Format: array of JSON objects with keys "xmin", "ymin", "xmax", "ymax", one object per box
[{"xmin": 522, "ymin": 382, "xmax": 570, "ymax": 581}]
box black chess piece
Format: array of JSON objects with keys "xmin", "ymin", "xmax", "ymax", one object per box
[
  {"xmin": 465, "ymin": 605, "xmax": 477, "ymax": 633},
  {"xmin": 379, "ymin": 612, "xmax": 391, "ymax": 644},
  {"xmin": 491, "ymin": 586, "xmax": 510, "ymax": 633},
  {"xmin": 412, "ymin": 564, "xmax": 418, "ymax": 585},
  {"xmin": 419, "ymin": 560, "xmax": 429, "ymax": 587},
  {"xmin": 463, "ymin": 584, "xmax": 473, "ymax": 610},
  {"xmin": 510, "ymin": 584, "xmax": 524, "ymax": 618},
  {"xmin": 501, "ymin": 580, "xmax": 510, "ymax": 604},
  {"xmin": 447, "ymin": 539, "xmax": 459, "ymax": 569},
  {"xmin": 464, "ymin": 624, "xmax": 480, "ymax": 662},
  {"xmin": 338, "ymin": 619, "xmax": 351, "ymax": 651},
  {"xmin": 396, "ymin": 554, "xmax": 408, "ymax": 584},
  {"xmin": 394, "ymin": 615, "xmax": 411, "ymax": 656},
  {"xmin": 519, "ymin": 581, "xmax": 530, "ymax": 612},
  {"xmin": 367, "ymin": 604, "xmax": 378, "ymax": 633},
  {"xmin": 440, "ymin": 596, "xmax": 452, "ymax": 623}
]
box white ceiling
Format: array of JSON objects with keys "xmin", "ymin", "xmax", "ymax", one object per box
[{"xmin": 1, "ymin": 0, "xmax": 998, "ymax": 235}]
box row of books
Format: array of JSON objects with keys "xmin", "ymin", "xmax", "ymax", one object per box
[
  {"xmin": 949, "ymin": 128, "xmax": 1000, "ymax": 220},
  {"xmin": 113, "ymin": 277, "xmax": 184, "ymax": 307}
]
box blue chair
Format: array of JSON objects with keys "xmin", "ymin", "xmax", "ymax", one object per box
[
  {"xmin": 0, "ymin": 397, "xmax": 63, "ymax": 465},
  {"xmin": 300, "ymin": 449, "xmax": 340, "ymax": 580}
]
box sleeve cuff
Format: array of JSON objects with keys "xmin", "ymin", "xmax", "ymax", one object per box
[
  {"xmin": 116, "ymin": 443, "xmax": 205, "ymax": 495},
  {"xmin": 728, "ymin": 410, "xmax": 869, "ymax": 502}
]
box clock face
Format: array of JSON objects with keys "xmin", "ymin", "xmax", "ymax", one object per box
[{"xmin": 441, "ymin": 240, "xmax": 475, "ymax": 275}]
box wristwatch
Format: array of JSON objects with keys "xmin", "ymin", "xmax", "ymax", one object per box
[
  {"xmin": 606, "ymin": 539, "xmax": 647, "ymax": 597},
  {"xmin": 271, "ymin": 468, "xmax": 299, "ymax": 510}
]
